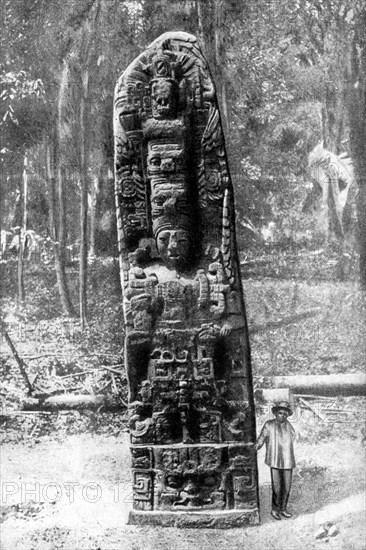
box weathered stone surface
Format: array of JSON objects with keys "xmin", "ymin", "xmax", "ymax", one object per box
[
  {"xmin": 128, "ymin": 509, "xmax": 260, "ymax": 529},
  {"xmin": 114, "ymin": 31, "xmax": 259, "ymax": 526}
]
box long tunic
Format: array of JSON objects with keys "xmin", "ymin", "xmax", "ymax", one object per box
[{"xmin": 257, "ymin": 419, "xmax": 296, "ymax": 469}]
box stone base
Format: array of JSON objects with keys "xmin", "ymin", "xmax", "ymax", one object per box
[{"xmin": 128, "ymin": 508, "xmax": 260, "ymax": 529}]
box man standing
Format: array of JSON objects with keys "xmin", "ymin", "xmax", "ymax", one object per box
[{"xmin": 255, "ymin": 401, "xmax": 296, "ymax": 520}]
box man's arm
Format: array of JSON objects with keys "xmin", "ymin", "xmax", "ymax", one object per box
[
  {"xmin": 254, "ymin": 422, "xmax": 268, "ymax": 450},
  {"xmin": 290, "ymin": 422, "xmax": 296, "ymax": 440}
]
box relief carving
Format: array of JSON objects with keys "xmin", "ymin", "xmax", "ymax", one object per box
[{"xmin": 114, "ymin": 31, "xmax": 259, "ymax": 525}]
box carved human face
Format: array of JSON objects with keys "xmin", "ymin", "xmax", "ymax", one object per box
[
  {"xmin": 156, "ymin": 229, "xmax": 190, "ymax": 269},
  {"xmin": 151, "ymin": 79, "xmax": 177, "ymax": 119}
]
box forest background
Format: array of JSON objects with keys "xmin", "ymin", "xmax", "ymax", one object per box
[
  {"xmin": 0, "ymin": 0, "xmax": 365, "ymax": 415},
  {"xmin": 0, "ymin": 3, "xmax": 365, "ymax": 548}
]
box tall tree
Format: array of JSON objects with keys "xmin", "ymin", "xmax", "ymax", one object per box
[
  {"xmin": 196, "ymin": 0, "xmax": 230, "ymax": 131},
  {"xmin": 78, "ymin": 0, "xmax": 102, "ymax": 328},
  {"xmin": 56, "ymin": 0, "xmax": 102, "ymax": 327},
  {"xmin": 345, "ymin": 5, "xmax": 366, "ymax": 285},
  {"xmin": 17, "ymin": 153, "xmax": 28, "ymax": 305},
  {"xmin": 45, "ymin": 136, "xmax": 75, "ymax": 316}
]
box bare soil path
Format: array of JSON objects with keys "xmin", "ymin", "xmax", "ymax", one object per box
[{"xmin": 1, "ymin": 430, "xmax": 365, "ymax": 550}]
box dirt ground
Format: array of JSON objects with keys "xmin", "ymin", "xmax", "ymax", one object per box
[
  {"xmin": 1, "ymin": 279, "xmax": 365, "ymax": 549},
  {"xmin": 1, "ymin": 410, "xmax": 365, "ymax": 550}
]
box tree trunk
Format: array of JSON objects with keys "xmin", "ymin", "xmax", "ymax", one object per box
[
  {"xmin": 250, "ymin": 308, "xmax": 320, "ymax": 334},
  {"xmin": 89, "ymin": 174, "xmax": 98, "ymax": 258},
  {"xmin": 196, "ymin": 0, "xmax": 204, "ymax": 44},
  {"xmin": 79, "ymin": 91, "xmax": 89, "ymax": 330},
  {"xmin": 77, "ymin": 0, "xmax": 102, "ymax": 328},
  {"xmin": 214, "ymin": 0, "xmax": 228, "ymax": 133},
  {"xmin": 23, "ymin": 152, "xmax": 28, "ymax": 234},
  {"xmin": 17, "ymin": 153, "xmax": 27, "ymax": 305},
  {"xmin": 196, "ymin": 0, "xmax": 229, "ymax": 133},
  {"xmin": 346, "ymin": 16, "xmax": 366, "ymax": 287},
  {"xmin": 254, "ymin": 388, "xmax": 293, "ymax": 404},
  {"xmin": 266, "ymin": 373, "xmax": 366, "ymax": 397},
  {"xmin": 321, "ymin": 84, "xmax": 347, "ymax": 153},
  {"xmin": 17, "ymin": 233, "xmax": 25, "ymax": 304},
  {"xmin": 46, "ymin": 139, "xmax": 75, "ymax": 316},
  {"xmin": 354, "ymin": 145, "xmax": 366, "ymax": 287},
  {"xmin": 22, "ymin": 394, "xmax": 125, "ymax": 412},
  {"xmin": 57, "ymin": 164, "xmax": 67, "ymax": 266}
]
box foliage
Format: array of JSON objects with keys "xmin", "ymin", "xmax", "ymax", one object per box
[
  {"xmin": 246, "ymin": 279, "xmax": 366, "ymax": 378},
  {"xmin": 1, "ymin": 0, "xmax": 364, "ymax": 265},
  {"xmin": 0, "ymin": 258, "xmax": 127, "ymax": 436},
  {"xmin": 0, "ymin": 0, "xmax": 364, "ymax": 374},
  {"xmin": 0, "ymin": 70, "xmax": 49, "ymax": 154},
  {"xmin": 1, "ymin": 264, "xmax": 364, "ymax": 441}
]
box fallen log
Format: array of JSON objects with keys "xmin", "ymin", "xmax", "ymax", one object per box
[
  {"xmin": 22, "ymin": 394, "xmax": 126, "ymax": 412},
  {"xmin": 250, "ymin": 308, "xmax": 320, "ymax": 334},
  {"xmin": 20, "ymin": 373, "xmax": 365, "ymax": 412},
  {"xmin": 264, "ymin": 373, "xmax": 366, "ymax": 397},
  {"xmin": 254, "ymin": 387, "xmax": 293, "ymax": 404}
]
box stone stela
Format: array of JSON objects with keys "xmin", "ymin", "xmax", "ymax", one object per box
[{"xmin": 114, "ymin": 31, "xmax": 260, "ymax": 528}]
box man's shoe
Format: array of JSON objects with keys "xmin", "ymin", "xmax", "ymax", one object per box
[
  {"xmin": 280, "ymin": 510, "xmax": 292, "ymax": 518},
  {"xmin": 271, "ymin": 510, "xmax": 282, "ymax": 520}
]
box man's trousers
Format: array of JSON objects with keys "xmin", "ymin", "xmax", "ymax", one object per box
[{"xmin": 270, "ymin": 468, "xmax": 292, "ymax": 512}]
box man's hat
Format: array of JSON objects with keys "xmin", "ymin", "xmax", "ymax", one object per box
[{"xmin": 272, "ymin": 401, "xmax": 293, "ymax": 416}]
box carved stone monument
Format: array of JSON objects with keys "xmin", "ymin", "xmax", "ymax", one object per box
[{"xmin": 114, "ymin": 31, "xmax": 259, "ymax": 528}]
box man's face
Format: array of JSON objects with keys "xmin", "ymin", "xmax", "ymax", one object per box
[
  {"xmin": 156, "ymin": 229, "xmax": 190, "ymax": 269},
  {"xmin": 275, "ymin": 409, "xmax": 289, "ymax": 423}
]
